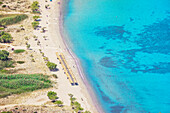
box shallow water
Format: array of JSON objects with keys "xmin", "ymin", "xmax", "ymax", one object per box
[{"xmin": 63, "ymin": 0, "xmax": 170, "ymax": 112}]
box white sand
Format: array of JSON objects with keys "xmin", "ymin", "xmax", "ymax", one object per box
[{"xmin": 27, "ymin": 0, "xmax": 99, "ymax": 112}]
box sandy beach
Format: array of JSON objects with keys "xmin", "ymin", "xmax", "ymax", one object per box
[
  {"xmin": 28, "ymin": 0, "xmax": 101, "ymax": 112},
  {"xmin": 0, "ymin": 0, "xmax": 102, "ymax": 112}
]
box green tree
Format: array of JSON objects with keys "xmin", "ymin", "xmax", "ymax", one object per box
[
  {"xmin": 68, "ymin": 93, "xmax": 73, "ymax": 98},
  {"xmin": 33, "ymin": 15, "xmax": 40, "ymax": 21},
  {"xmin": 0, "ymin": 50, "xmax": 9, "ymax": 60},
  {"xmin": 31, "ymin": 1, "xmax": 39, "ymax": 12},
  {"xmin": 47, "ymin": 91, "xmax": 58, "ymax": 101},
  {"xmin": 54, "ymin": 100, "xmax": 63, "ymax": 107},
  {"xmin": 27, "ymin": 44, "xmax": 30, "ymax": 49},
  {"xmin": 0, "ymin": 31, "xmax": 13, "ymax": 43},
  {"xmin": 32, "ymin": 21, "xmax": 39, "ymax": 29},
  {"xmin": 46, "ymin": 62, "xmax": 57, "ymax": 71},
  {"xmin": 73, "ymin": 101, "xmax": 84, "ymax": 112}
]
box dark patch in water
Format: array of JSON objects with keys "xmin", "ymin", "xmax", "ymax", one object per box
[
  {"xmin": 94, "ymin": 25, "xmax": 131, "ymax": 41},
  {"xmin": 99, "ymin": 56, "xmax": 117, "ymax": 68},
  {"xmin": 105, "ymin": 49, "xmax": 114, "ymax": 55},
  {"xmin": 130, "ymin": 17, "xmax": 134, "ymax": 22},
  {"xmin": 106, "ymin": 49, "xmax": 113, "ymax": 51},
  {"xmin": 95, "ymin": 82, "xmax": 115, "ymax": 104},
  {"xmin": 106, "ymin": 52, "xmax": 114, "ymax": 55},
  {"xmin": 99, "ymin": 89, "xmax": 114, "ymax": 104},
  {"xmin": 132, "ymin": 62, "xmax": 170, "ymax": 74},
  {"xmin": 110, "ymin": 105, "xmax": 124, "ymax": 113},
  {"xmin": 99, "ymin": 46, "xmax": 105, "ymax": 49},
  {"xmin": 115, "ymin": 17, "xmax": 170, "ymax": 74},
  {"xmin": 136, "ymin": 17, "xmax": 170, "ymax": 48},
  {"xmin": 119, "ymin": 48, "xmax": 170, "ymax": 74}
]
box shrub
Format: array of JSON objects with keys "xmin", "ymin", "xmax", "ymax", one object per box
[
  {"xmin": 0, "ymin": 31, "xmax": 13, "ymax": 43},
  {"xmin": 74, "ymin": 101, "xmax": 84, "ymax": 112},
  {"xmin": 31, "ymin": 1, "xmax": 39, "ymax": 13},
  {"xmin": 32, "ymin": 58, "xmax": 35, "ymax": 62},
  {"xmin": 0, "ymin": 69, "xmax": 17, "ymax": 74},
  {"xmin": 52, "ymin": 74, "xmax": 58, "ymax": 79},
  {"xmin": 0, "ymin": 50, "xmax": 9, "ymax": 60},
  {"xmin": 0, "ymin": 60, "xmax": 14, "ymax": 70},
  {"xmin": 47, "ymin": 91, "xmax": 58, "ymax": 101},
  {"xmin": 27, "ymin": 44, "xmax": 30, "ymax": 49},
  {"xmin": 68, "ymin": 94, "xmax": 84, "ymax": 112},
  {"xmin": 1, "ymin": 111, "xmax": 13, "ymax": 113},
  {"xmin": 46, "ymin": 62, "xmax": 57, "ymax": 71},
  {"xmin": 17, "ymin": 61, "xmax": 25, "ymax": 64},
  {"xmin": 2, "ymin": 5, "xmax": 6, "ymax": 8},
  {"xmin": 0, "ymin": 69, "xmax": 8, "ymax": 73},
  {"xmin": 84, "ymin": 111, "xmax": 91, "ymax": 113},
  {"xmin": 54, "ymin": 100, "xmax": 63, "ymax": 107},
  {"xmin": 32, "ymin": 21, "xmax": 39, "ymax": 29},
  {"xmin": 0, "ymin": 2, "xmax": 3, "ymax": 5},
  {"xmin": 0, "ymin": 27, "xmax": 4, "ymax": 30},
  {"xmin": 0, "ymin": 14, "xmax": 28, "ymax": 26},
  {"xmin": 33, "ymin": 15, "xmax": 40, "ymax": 20},
  {"xmin": 14, "ymin": 49, "xmax": 25, "ymax": 54}
]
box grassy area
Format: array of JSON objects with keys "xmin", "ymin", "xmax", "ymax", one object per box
[
  {"xmin": 14, "ymin": 49, "xmax": 25, "ymax": 54},
  {"xmin": 0, "ymin": 60, "xmax": 15, "ymax": 70},
  {"xmin": 0, "ymin": 74, "xmax": 52, "ymax": 98},
  {"xmin": 16, "ymin": 61, "xmax": 25, "ymax": 64},
  {"xmin": 0, "ymin": 14, "xmax": 28, "ymax": 26}
]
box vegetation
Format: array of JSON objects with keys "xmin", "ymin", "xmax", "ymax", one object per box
[
  {"xmin": 84, "ymin": 111, "xmax": 91, "ymax": 113},
  {"xmin": 0, "ymin": 74, "xmax": 52, "ymax": 98},
  {"xmin": 33, "ymin": 15, "xmax": 40, "ymax": 21},
  {"xmin": 0, "ymin": 31, "xmax": 13, "ymax": 43},
  {"xmin": 0, "ymin": 50, "xmax": 15, "ymax": 71},
  {"xmin": 14, "ymin": 49, "xmax": 25, "ymax": 54},
  {"xmin": 0, "ymin": 14, "xmax": 28, "ymax": 26},
  {"xmin": 54, "ymin": 100, "xmax": 63, "ymax": 107},
  {"xmin": 52, "ymin": 74, "xmax": 58, "ymax": 79},
  {"xmin": 0, "ymin": 60, "xmax": 15, "ymax": 70},
  {"xmin": 0, "ymin": 50, "xmax": 15, "ymax": 73},
  {"xmin": 27, "ymin": 44, "xmax": 30, "ymax": 49},
  {"xmin": 68, "ymin": 94, "xmax": 85, "ymax": 113},
  {"xmin": 0, "ymin": 27, "xmax": 4, "ymax": 30},
  {"xmin": 0, "ymin": 69, "xmax": 17, "ymax": 74},
  {"xmin": 46, "ymin": 62, "xmax": 57, "ymax": 71},
  {"xmin": 0, "ymin": 2, "xmax": 3, "ymax": 5},
  {"xmin": 1, "ymin": 111, "xmax": 13, "ymax": 113},
  {"xmin": 32, "ymin": 58, "xmax": 35, "ymax": 62},
  {"xmin": 0, "ymin": 50, "xmax": 9, "ymax": 60},
  {"xmin": 16, "ymin": 61, "xmax": 25, "ymax": 64},
  {"xmin": 73, "ymin": 101, "xmax": 84, "ymax": 112},
  {"xmin": 31, "ymin": 1, "xmax": 39, "ymax": 13},
  {"xmin": 32, "ymin": 21, "xmax": 39, "ymax": 29},
  {"xmin": 2, "ymin": 5, "xmax": 6, "ymax": 8},
  {"xmin": 47, "ymin": 91, "xmax": 58, "ymax": 102}
]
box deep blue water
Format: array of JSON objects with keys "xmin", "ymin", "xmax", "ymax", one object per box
[{"xmin": 63, "ymin": 0, "xmax": 170, "ymax": 112}]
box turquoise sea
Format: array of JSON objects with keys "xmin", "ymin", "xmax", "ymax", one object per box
[{"xmin": 63, "ymin": 0, "xmax": 170, "ymax": 112}]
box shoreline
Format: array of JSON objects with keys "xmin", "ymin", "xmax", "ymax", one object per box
[
  {"xmin": 59, "ymin": 0, "xmax": 104, "ymax": 113},
  {"xmin": 0, "ymin": 0, "xmax": 104, "ymax": 112}
]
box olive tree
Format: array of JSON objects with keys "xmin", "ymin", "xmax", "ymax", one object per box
[
  {"xmin": 54, "ymin": 100, "xmax": 63, "ymax": 107},
  {"xmin": 47, "ymin": 91, "xmax": 58, "ymax": 102},
  {"xmin": 0, "ymin": 31, "xmax": 13, "ymax": 43},
  {"xmin": 0, "ymin": 50, "xmax": 9, "ymax": 60},
  {"xmin": 31, "ymin": 1, "xmax": 39, "ymax": 13},
  {"xmin": 46, "ymin": 61, "xmax": 57, "ymax": 71}
]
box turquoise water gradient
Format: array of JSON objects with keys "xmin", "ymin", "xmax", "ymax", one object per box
[{"xmin": 63, "ymin": 0, "xmax": 170, "ymax": 112}]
